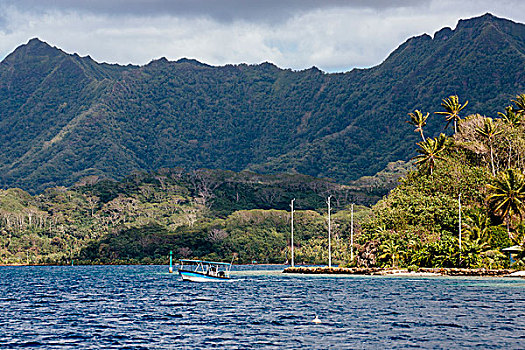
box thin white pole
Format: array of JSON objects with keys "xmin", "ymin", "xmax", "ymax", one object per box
[
  {"xmin": 459, "ymin": 193, "xmax": 462, "ymax": 252},
  {"xmin": 351, "ymin": 203, "xmax": 354, "ymax": 262},
  {"xmin": 327, "ymin": 196, "xmax": 332, "ymax": 268},
  {"xmin": 290, "ymin": 198, "xmax": 295, "ymax": 267}
]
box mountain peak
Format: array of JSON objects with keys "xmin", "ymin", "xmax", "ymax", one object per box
[
  {"xmin": 476, "ymin": 12, "xmax": 497, "ymax": 20},
  {"xmin": 22, "ymin": 38, "xmax": 58, "ymax": 54},
  {"xmin": 26, "ymin": 37, "xmax": 48, "ymax": 46},
  {"xmin": 2, "ymin": 38, "xmax": 63, "ymax": 64},
  {"xmin": 433, "ymin": 27, "xmax": 453, "ymax": 41},
  {"xmin": 176, "ymin": 57, "xmax": 209, "ymax": 67},
  {"xmin": 456, "ymin": 13, "xmax": 510, "ymax": 30}
]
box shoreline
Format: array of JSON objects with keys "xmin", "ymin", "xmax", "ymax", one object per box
[
  {"xmin": 2, "ymin": 264, "xmax": 523, "ymax": 278},
  {"xmin": 282, "ymin": 266, "xmax": 519, "ymax": 277}
]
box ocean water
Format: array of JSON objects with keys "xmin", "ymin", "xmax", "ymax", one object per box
[{"xmin": 0, "ymin": 265, "xmax": 524, "ymax": 349}]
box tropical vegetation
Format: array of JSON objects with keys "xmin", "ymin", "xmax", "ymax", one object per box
[
  {"xmin": 358, "ymin": 93, "xmax": 525, "ymax": 269},
  {"xmin": 0, "ymin": 169, "xmax": 372, "ymax": 265},
  {"xmin": 0, "ymin": 13, "xmax": 524, "ymax": 269},
  {"xmin": 2, "ymin": 94, "xmax": 525, "ymax": 269}
]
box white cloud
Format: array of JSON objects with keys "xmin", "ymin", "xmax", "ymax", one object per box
[{"xmin": 0, "ymin": 0, "xmax": 524, "ymax": 72}]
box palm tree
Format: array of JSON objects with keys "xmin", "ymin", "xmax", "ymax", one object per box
[
  {"xmin": 461, "ymin": 238, "xmax": 489, "ymax": 268},
  {"xmin": 379, "ymin": 240, "xmax": 401, "ymax": 267},
  {"xmin": 407, "ymin": 110, "xmax": 429, "ymax": 141},
  {"xmin": 487, "ymin": 168, "xmax": 525, "ymax": 239},
  {"xmin": 433, "ymin": 236, "xmax": 458, "ymax": 267},
  {"xmin": 435, "ymin": 95, "xmax": 469, "ymax": 133},
  {"xmin": 512, "ymin": 93, "xmax": 525, "ymax": 117},
  {"xmin": 413, "ymin": 133, "xmax": 448, "ymax": 175},
  {"xmin": 410, "ymin": 244, "xmax": 432, "ymax": 267},
  {"xmin": 498, "ymin": 106, "xmax": 521, "ymax": 127},
  {"xmin": 463, "ymin": 211, "xmax": 491, "ymax": 243},
  {"xmin": 476, "ymin": 117, "xmax": 502, "ymax": 175}
]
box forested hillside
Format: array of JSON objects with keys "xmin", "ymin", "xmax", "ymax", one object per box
[
  {"xmin": 0, "ymin": 13, "xmax": 523, "ymax": 192},
  {"xmin": 0, "ymin": 169, "xmax": 371, "ymax": 265},
  {"xmin": 358, "ymin": 93, "xmax": 525, "ymax": 269},
  {"xmin": 2, "ymin": 93, "xmax": 525, "ymax": 268}
]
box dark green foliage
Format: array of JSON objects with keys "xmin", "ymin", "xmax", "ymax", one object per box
[
  {"xmin": 0, "ymin": 168, "xmax": 364, "ymax": 265},
  {"xmin": 79, "ymin": 224, "xmax": 174, "ymax": 263},
  {"xmin": 0, "ymin": 14, "xmax": 524, "ymax": 193},
  {"xmin": 361, "ymin": 95, "xmax": 525, "ymax": 269}
]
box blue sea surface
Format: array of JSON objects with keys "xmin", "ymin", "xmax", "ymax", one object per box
[{"xmin": 0, "ymin": 265, "xmax": 524, "ymax": 349}]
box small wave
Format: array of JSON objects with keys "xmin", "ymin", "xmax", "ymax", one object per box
[
  {"xmin": 11, "ymin": 341, "xmax": 44, "ymax": 348},
  {"xmin": 193, "ymin": 297, "xmax": 214, "ymax": 302},
  {"xmin": 383, "ymin": 311, "xmax": 401, "ymax": 316},
  {"xmin": 160, "ymin": 302, "xmax": 186, "ymax": 307},
  {"xmin": 277, "ymin": 314, "xmax": 302, "ymax": 320},
  {"xmin": 0, "ymin": 298, "xmax": 18, "ymax": 302},
  {"xmin": 391, "ymin": 322, "xmax": 412, "ymax": 328},
  {"xmin": 433, "ymin": 322, "xmax": 463, "ymax": 328},
  {"xmin": 389, "ymin": 335, "xmax": 409, "ymax": 341},
  {"xmin": 140, "ymin": 314, "xmax": 172, "ymax": 321}
]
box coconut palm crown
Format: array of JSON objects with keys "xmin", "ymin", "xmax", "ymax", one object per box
[
  {"xmin": 487, "ymin": 168, "xmax": 525, "ymax": 239},
  {"xmin": 498, "ymin": 106, "xmax": 521, "ymax": 126},
  {"xmin": 512, "ymin": 93, "xmax": 525, "ymax": 117},
  {"xmin": 407, "ymin": 110, "xmax": 429, "ymax": 141},
  {"xmin": 435, "ymin": 95, "xmax": 469, "ymax": 133},
  {"xmin": 413, "ymin": 133, "xmax": 448, "ymax": 175}
]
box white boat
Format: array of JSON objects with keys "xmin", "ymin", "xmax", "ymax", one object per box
[{"xmin": 178, "ymin": 259, "xmax": 232, "ymax": 282}]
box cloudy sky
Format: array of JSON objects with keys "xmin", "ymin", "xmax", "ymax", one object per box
[{"xmin": 0, "ymin": 0, "xmax": 524, "ymax": 72}]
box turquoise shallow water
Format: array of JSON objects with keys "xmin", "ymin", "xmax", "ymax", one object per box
[{"xmin": 0, "ymin": 265, "xmax": 524, "ymax": 349}]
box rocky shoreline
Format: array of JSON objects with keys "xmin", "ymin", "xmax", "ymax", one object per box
[{"xmin": 282, "ymin": 266, "xmax": 519, "ymax": 277}]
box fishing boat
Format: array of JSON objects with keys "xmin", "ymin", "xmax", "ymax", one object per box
[{"xmin": 178, "ymin": 259, "xmax": 232, "ymax": 282}]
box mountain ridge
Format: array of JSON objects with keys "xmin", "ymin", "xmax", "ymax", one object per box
[{"xmin": 0, "ymin": 13, "xmax": 523, "ymax": 192}]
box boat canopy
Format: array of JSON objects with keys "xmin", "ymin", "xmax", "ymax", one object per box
[{"xmin": 179, "ymin": 259, "xmax": 232, "ymax": 266}]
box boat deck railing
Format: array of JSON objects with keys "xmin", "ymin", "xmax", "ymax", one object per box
[{"xmin": 179, "ymin": 259, "xmax": 231, "ymax": 278}]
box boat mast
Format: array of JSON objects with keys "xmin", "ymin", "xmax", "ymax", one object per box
[
  {"xmin": 290, "ymin": 198, "xmax": 295, "ymax": 267},
  {"xmin": 327, "ymin": 196, "xmax": 332, "ymax": 268},
  {"xmin": 459, "ymin": 193, "xmax": 462, "ymax": 253},
  {"xmin": 351, "ymin": 203, "xmax": 354, "ymax": 262}
]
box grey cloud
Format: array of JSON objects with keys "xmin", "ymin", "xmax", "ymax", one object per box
[
  {"xmin": 0, "ymin": 13, "xmax": 8, "ymax": 33},
  {"xmin": 2, "ymin": 0, "xmax": 429, "ymax": 22},
  {"xmin": 1, "ymin": 0, "xmax": 524, "ymax": 73}
]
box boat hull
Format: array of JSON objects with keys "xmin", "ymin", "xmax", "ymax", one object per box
[{"xmin": 179, "ymin": 270, "xmax": 230, "ymax": 282}]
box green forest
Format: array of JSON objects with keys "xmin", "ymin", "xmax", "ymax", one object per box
[
  {"xmin": 357, "ymin": 93, "xmax": 525, "ymax": 269},
  {"xmin": 0, "ymin": 14, "xmax": 524, "ymax": 269},
  {"xmin": 0, "ymin": 169, "xmax": 374, "ymax": 265},
  {"xmin": 1, "ymin": 94, "xmax": 525, "ymax": 269},
  {"xmin": 0, "ymin": 14, "xmax": 523, "ymax": 192}
]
